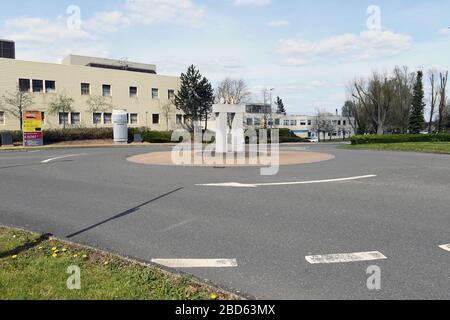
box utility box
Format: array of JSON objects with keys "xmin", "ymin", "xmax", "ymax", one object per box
[
  {"xmin": 112, "ymin": 109, "xmax": 128, "ymax": 144},
  {"xmin": 0, "ymin": 133, "xmax": 13, "ymax": 146}
]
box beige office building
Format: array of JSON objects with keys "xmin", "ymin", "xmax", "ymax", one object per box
[{"xmin": 0, "ymin": 54, "xmax": 182, "ymax": 131}]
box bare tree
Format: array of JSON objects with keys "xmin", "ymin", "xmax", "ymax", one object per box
[
  {"xmin": 86, "ymin": 95, "xmax": 113, "ymax": 128},
  {"xmin": 161, "ymin": 100, "xmax": 175, "ymax": 131},
  {"xmin": 47, "ymin": 94, "xmax": 75, "ymax": 129},
  {"xmin": 352, "ymin": 73, "xmax": 394, "ymax": 135},
  {"xmin": 428, "ymin": 71, "xmax": 439, "ymax": 133},
  {"xmin": 438, "ymin": 71, "xmax": 448, "ymax": 132},
  {"xmin": 0, "ymin": 86, "xmax": 34, "ymax": 130},
  {"xmin": 216, "ymin": 78, "xmax": 251, "ymax": 104}
]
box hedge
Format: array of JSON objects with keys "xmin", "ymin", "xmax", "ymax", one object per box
[
  {"xmin": 141, "ymin": 131, "xmax": 173, "ymax": 143},
  {"xmin": 351, "ymin": 134, "xmax": 450, "ymax": 145}
]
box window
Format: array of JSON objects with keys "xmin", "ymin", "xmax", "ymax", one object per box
[
  {"xmin": 93, "ymin": 113, "xmax": 102, "ymax": 125},
  {"xmin": 283, "ymin": 120, "xmax": 290, "ymax": 126},
  {"xmin": 300, "ymin": 122, "xmax": 307, "ymax": 126},
  {"xmin": 81, "ymin": 83, "xmax": 90, "ymax": 95},
  {"xmin": 102, "ymin": 84, "xmax": 111, "ymax": 97},
  {"xmin": 338, "ymin": 120, "xmax": 341, "ymax": 126},
  {"xmin": 152, "ymin": 88, "xmax": 159, "ymax": 99},
  {"xmin": 168, "ymin": 90, "xmax": 175, "ymax": 100},
  {"xmin": 254, "ymin": 118, "xmax": 261, "ymax": 126},
  {"xmin": 59, "ymin": 112, "xmax": 69, "ymax": 126},
  {"xmin": 130, "ymin": 113, "xmax": 138, "ymax": 125},
  {"xmin": 19, "ymin": 79, "xmax": 30, "ymax": 92},
  {"xmin": 71, "ymin": 112, "xmax": 80, "ymax": 126},
  {"xmin": 152, "ymin": 114, "xmax": 160, "ymax": 124},
  {"xmin": 103, "ymin": 113, "xmax": 112, "ymax": 124},
  {"xmin": 275, "ymin": 119, "xmax": 280, "ymax": 126},
  {"xmin": 290, "ymin": 120, "xmax": 297, "ymax": 126},
  {"xmin": 0, "ymin": 111, "xmax": 4, "ymax": 125},
  {"xmin": 343, "ymin": 120, "xmax": 347, "ymax": 126},
  {"xmin": 32, "ymin": 80, "xmax": 44, "ymax": 93},
  {"xmin": 41, "ymin": 112, "xmax": 45, "ymax": 125},
  {"xmin": 247, "ymin": 118, "xmax": 253, "ymax": 126},
  {"xmin": 176, "ymin": 114, "xmax": 183, "ymax": 124},
  {"xmin": 130, "ymin": 86, "xmax": 138, "ymax": 98},
  {"xmin": 308, "ymin": 120, "xmax": 312, "ymax": 126},
  {"xmin": 45, "ymin": 80, "xmax": 56, "ymax": 93}
]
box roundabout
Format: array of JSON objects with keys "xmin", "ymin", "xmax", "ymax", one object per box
[{"xmin": 126, "ymin": 150, "xmax": 335, "ymax": 167}]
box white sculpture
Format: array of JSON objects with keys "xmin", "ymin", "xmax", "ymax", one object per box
[{"xmin": 213, "ymin": 104, "xmax": 246, "ymax": 154}]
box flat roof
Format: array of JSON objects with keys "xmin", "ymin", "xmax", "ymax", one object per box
[{"xmin": 62, "ymin": 55, "xmax": 157, "ymax": 74}]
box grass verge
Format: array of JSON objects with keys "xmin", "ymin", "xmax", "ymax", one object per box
[
  {"xmin": 341, "ymin": 142, "xmax": 450, "ymax": 154},
  {"xmin": 0, "ymin": 226, "xmax": 235, "ymax": 300}
]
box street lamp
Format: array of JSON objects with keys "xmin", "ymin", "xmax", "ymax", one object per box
[{"xmin": 269, "ymin": 88, "xmax": 275, "ymax": 129}]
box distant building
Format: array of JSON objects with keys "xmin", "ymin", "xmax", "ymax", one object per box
[
  {"xmin": 0, "ymin": 48, "xmax": 181, "ymax": 131},
  {"xmin": 208, "ymin": 104, "xmax": 355, "ymax": 140}
]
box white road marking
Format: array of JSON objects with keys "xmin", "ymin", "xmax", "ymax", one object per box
[
  {"xmin": 151, "ymin": 259, "xmax": 238, "ymax": 268},
  {"xmin": 305, "ymin": 251, "xmax": 387, "ymax": 264},
  {"xmin": 158, "ymin": 217, "xmax": 198, "ymax": 233},
  {"xmin": 41, "ymin": 154, "xmax": 83, "ymax": 163},
  {"xmin": 439, "ymin": 244, "xmax": 450, "ymax": 252},
  {"xmin": 196, "ymin": 175, "xmax": 377, "ymax": 188}
]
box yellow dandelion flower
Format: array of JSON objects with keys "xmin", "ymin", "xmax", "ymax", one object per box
[
  {"xmin": 62, "ymin": 248, "xmax": 68, "ymax": 252},
  {"xmin": 52, "ymin": 253, "xmax": 58, "ymax": 258},
  {"xmin": 82, "ymin": 254, "xmax": 88, "ymax": 259},
  {"xmin": 11, "ymin": 255, "xmax": 18, "ymax": 259},
  {"xmin": 51, "ymin": 247, "xmax": 57, "ymax": 251},
  {"xmin": 73, "ymin": 254, "xmax": 78, "ymax": 258},
  {"xmin": 104, "ymin": 261, "xmax": 109, "ymax": 265},
  {"xmin": 210, "ymin": 294, "xmax": 217, "ymax": 300}
]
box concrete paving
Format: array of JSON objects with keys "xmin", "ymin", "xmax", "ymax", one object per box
[{"xmin": 0, "ymin": 144, "xmax": 449, "ymax": 299}]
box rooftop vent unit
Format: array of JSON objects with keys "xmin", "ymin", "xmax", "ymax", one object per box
[{"xmin": 0, "ymin": 40, "xmax": 15, "ymax": 59}]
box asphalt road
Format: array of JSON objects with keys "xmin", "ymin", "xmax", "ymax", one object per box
[{"xmin": 1, "ymin": 144, "xmax": 450, "ymax": 299}]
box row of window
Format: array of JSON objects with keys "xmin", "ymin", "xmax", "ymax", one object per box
[
  {"xmin": 245, "ymin": 118, "xmax": 348, "ymax": 127},
  {"xmin": 0, "ymin": 111, "xmax": 182, "ymax": 127},
  {"xmin": 19, "ymin": 79, "xmax": 56, "ymax": 93},
  {"xmin": 18, "ymin": 78, "xmax": 176, "ymax": 100}
]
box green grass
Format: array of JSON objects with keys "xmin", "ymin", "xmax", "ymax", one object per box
[
  {"xmin": 0, "ymin": 226, "xmax": 234, "ymax": 300},
  {"xmin": 341, "ymin": 142, "xmax": 450, "ymax": 154}
]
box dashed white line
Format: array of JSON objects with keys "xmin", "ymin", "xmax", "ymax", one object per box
[
  {"xmin": 151, "ymin": 259, "xmax": 238, "ymax": 268},
  {"xmin": 41, "ymin": 154, "xmax": 83, "ymax": 164},
  {"xmin": 196, "ymin": 175, "xmax": 378, "ymax": 188},
  {"xmin": 439, "ymin": 244, "xmax": 450, "ymax": 252},
  {"xmin": 305, "ymin": 251, "xmax": 387, "ymax": 264}
]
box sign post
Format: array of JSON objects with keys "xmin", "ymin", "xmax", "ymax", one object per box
[{"xmin": 23, "ymin": 111, "xmax": 44, "ymax": 147}]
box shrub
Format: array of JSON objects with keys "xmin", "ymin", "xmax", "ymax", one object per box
[
  {"xmin": 351, "ymin": 133, "xmax": 450, "ymax": 145},
  {"xmin": 141, "ymin": 131, "xmax": 173, "ymax": 143}
]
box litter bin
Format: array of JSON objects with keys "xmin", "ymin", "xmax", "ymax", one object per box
[{"xmin": 0, "ymin": 133, "xmax": 13, "ymax": 146}]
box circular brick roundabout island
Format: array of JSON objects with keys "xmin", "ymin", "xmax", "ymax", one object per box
[{"xmin": 127, "ymin": 150, "xmax": 335, "ymax": 167}]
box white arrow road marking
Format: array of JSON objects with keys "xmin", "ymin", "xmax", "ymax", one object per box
[
  {"xmin": 305, "ymin": 251, "xmax": 387, "ymax": 264},
  {"xmin": 41, "ymin": 154, "xmax": 83, "ymax": 164},
  {"xmin": 439, "ymin": 244, "xmax": 450, "ymax": 252},
  {"xmin": 196, "ymin": 175, "xmax": 377, "ymax": 188},
  {"xmin": 151, "ymin": 259, "xmax": 238, "ymax": 268}
]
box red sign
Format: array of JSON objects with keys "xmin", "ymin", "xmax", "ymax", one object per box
[{"xmin": 24, "ymin": 132, "xmax": 44, "ymax": 147}]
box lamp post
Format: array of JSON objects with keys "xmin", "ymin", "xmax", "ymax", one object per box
[{"xmin": 269, "ymin": 88, "xmax": 275, "ymax": 129}]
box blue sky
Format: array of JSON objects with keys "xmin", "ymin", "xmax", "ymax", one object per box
[{"xmin": 1, "ymin": 0, "xmax": 449, "ymax": 114}]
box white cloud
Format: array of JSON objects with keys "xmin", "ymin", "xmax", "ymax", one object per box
[
  {"xmin": 439, "ymin": 27, "xmax": 450, "ymax": 35},
  {"xmin": 84, "ymin": 11, "xmax": 131, "ymax": 33},
  {"xmin": 278, "ymin": 30, "xmax": 413, "ymax": 65},
  {"xmin": 124, "ymin": 0, "xmax": 205, "ymax": 27},
  {"xmin": 5, "ymin": 16, "xmax": 94, "ymax": 44},
  {"xmin": 232, "ymin": 0, "xmax": 271, "ymax": 7},
  {"xmin": 267, "ymin": 20, "xmax": 290, "ymax": 28}
]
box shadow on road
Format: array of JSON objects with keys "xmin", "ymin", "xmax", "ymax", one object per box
[{"xmin": 66, "ymin": 187, "xmax": 184, "ymax": 239}]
